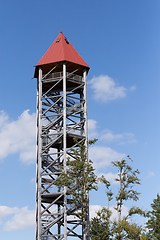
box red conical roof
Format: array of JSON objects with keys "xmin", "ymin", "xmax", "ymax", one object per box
[{"xmin": 36, "ymin": 32, "xmax": 89, "ymax": 69}]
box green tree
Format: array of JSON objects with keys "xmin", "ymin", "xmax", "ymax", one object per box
[
  {"xmin": 111, "ymin": 156, "xmax": 146, "ymax": 239},
  {"xmin": 91, "ymin": 156, "xmax": 146, "ymax": 240},
  {"xmin": 90, "ymin": 207, "xmax": 111, "ymax": 240},
  {"xmin": 111, "ymin": 219, "xmax": 147, "ymax": 240},
  {"xmin": 112, "ymin": 155, "xmax": 141, "ymax": 222},
  {"xmin": 146, "ymin": 194, "xmax": 160, "ymax": 239},
  {"xmin": 99, "ymin": 175, "xmax": 113, "ymax": 210},
  {"xmin": 55, "ymin": 138, "xmax": 98, "ymax": 219},
  {"xmin": 99, "ymin": 175, "xmax": 113, "ymax": 234},
  {"xmin": 140, "ymin": 232, "xmax": 148, "ymax": 240}
]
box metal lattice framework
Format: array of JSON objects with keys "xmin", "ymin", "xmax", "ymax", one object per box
[{"xmin": 36, "ymin": 62, "xmax": 88, "ymax": 240}]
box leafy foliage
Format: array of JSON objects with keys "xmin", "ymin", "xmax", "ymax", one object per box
[
  {"xmin": 112, "ymin": 219, "xmax": 143, "ymax": 240},
  {"xmin": 55, "ymin": 138, "xmax": 98, "ymax": 219},
  {"xmin": 127, "ymin": 206, "xmax": 147, "ymax": 219},
  {"xmin": 99, "ymin": 175, "xmax": 113, "ymax": 207},
  {"xmin": 90, "ymin": 156, "xmax": 147, "ymax": 240},
  {"xmin": 146, "ymin": 194, "xmax": 160, "ymax": 239},
  {"xmin": 112, "ymin": 155, "xmax": 141, "ymax": 221},
  {"xmin": 90, "ymin": 207, "xmax": 111, "ymax": 240}
]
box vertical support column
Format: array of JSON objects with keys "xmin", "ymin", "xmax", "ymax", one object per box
[
  {"xmin": 63, "ymin": 62, "xmax": 67, "ymax": 240},
  {"xmin": 58, "ymin": 91, "xmax": 61, "ymax": 239},
  {"xmin": 37, "ymin": 67, "xmax": 42, "ymax": 240},
  {"xmin": 36, "ymin": 74, "xmax": 39, "ymax": 240},
  {"xmin": 83, "ymin": 69, "xmax": 89, "ymax": 240},
  {"xmin": 84, "ymin": 69, "xmax": 88, "ymax": 148}
]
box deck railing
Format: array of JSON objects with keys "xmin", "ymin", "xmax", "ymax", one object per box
[{"xmin": 43, "ymin": 71, "xmax": 83, "ymax": 83}]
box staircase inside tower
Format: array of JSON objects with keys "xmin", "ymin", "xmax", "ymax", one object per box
[{"xmin": 39, "ymin": 70, "xmax": 86, "ymax": 239}]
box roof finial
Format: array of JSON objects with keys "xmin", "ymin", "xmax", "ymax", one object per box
[{"xmin": 60, "ymin": 31, "xmax": 62, "ymax": 33}]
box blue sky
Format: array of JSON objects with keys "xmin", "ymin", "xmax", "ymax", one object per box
[{"xmin": 0, "ymin": 0, "xmax": 160, "ymax": 239}]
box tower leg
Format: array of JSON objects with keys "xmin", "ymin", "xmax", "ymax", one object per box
[
  {"xmin": 83, "ymin": 69, "xmax": 89, "ymax": 240},
  {"xmin": 37, "ymin": 67, "xmax": 42, "ymax": 240},
  {"xmin": 63, "ymin": 62, "xmax": 67, "ymax": 240}
]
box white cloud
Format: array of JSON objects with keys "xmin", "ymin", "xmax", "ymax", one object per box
[
  {"xmin": 89, "ymin": 204, "xmax": 128, "ymax": 221},
  {"xmin": 88, "ymin": 119, "xmax": 136, "ymax": 145},
  {"xmin": 148, "ymin": 171, "xmax": 155, "ymax": 178},
  {"xmin": 89, "ymin": 146, "xmax": 125, "ymax": 170},
  {"xmin": 0, "ymin": 206, "xmax": 19, "ymax": 223},
  {"xmin": 30, "ymin": 177, "xmax": 36, "ymax": 183},
  {"xmin": 0, "ymin": 111, "xmax": 8, "ymax": 128},
  {"xmin": 110, "ymin": 205, "xmax": 128, "ymax": 221},
  {"xmin": 88, "ymin": 119, "xmax": 97, "ymax": 130},
  {"xmin": 89, "ymin": 75, "xmax": 127, "ymax": 102},
  {"xmin": 0, "ymin": 110, "xmax": 36, "ymax": 164},
  {"xmin": 98, "ymin": 172, "xmax": 119, "ymax": 185},
  {"xmin": 130, "ymin": 85, "xmax": 137, "ymax": 91},
  {"xmin": 100, "ymin": 129, "xmax": 123, "ymax": 142},
  {"xmin": 0, "ymin": 205, "xmax": 35, "ymax": 231},
  {"xmin": 90, "ymin": 205, "xmax": 102, "ymax": 219},
  {"xmin": 4, "ymin": 207, "xmax": 35, "ymax": 231},
  {"xmin": 88, "ymin": 119, "xmax": 98, "ymax": 139},
  {"xmin": 100, "ymin": 130, "xmax": 136, "ymax": 144}
]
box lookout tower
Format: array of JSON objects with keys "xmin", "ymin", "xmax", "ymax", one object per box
[{"xmin": 34, "ymin": 32, "xmax": 90, "ymax": 240}]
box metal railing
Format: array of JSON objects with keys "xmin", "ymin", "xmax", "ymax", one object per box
[{"xmin": 43, "ymin": 71, "xmax": 83, "ymax": 83}]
